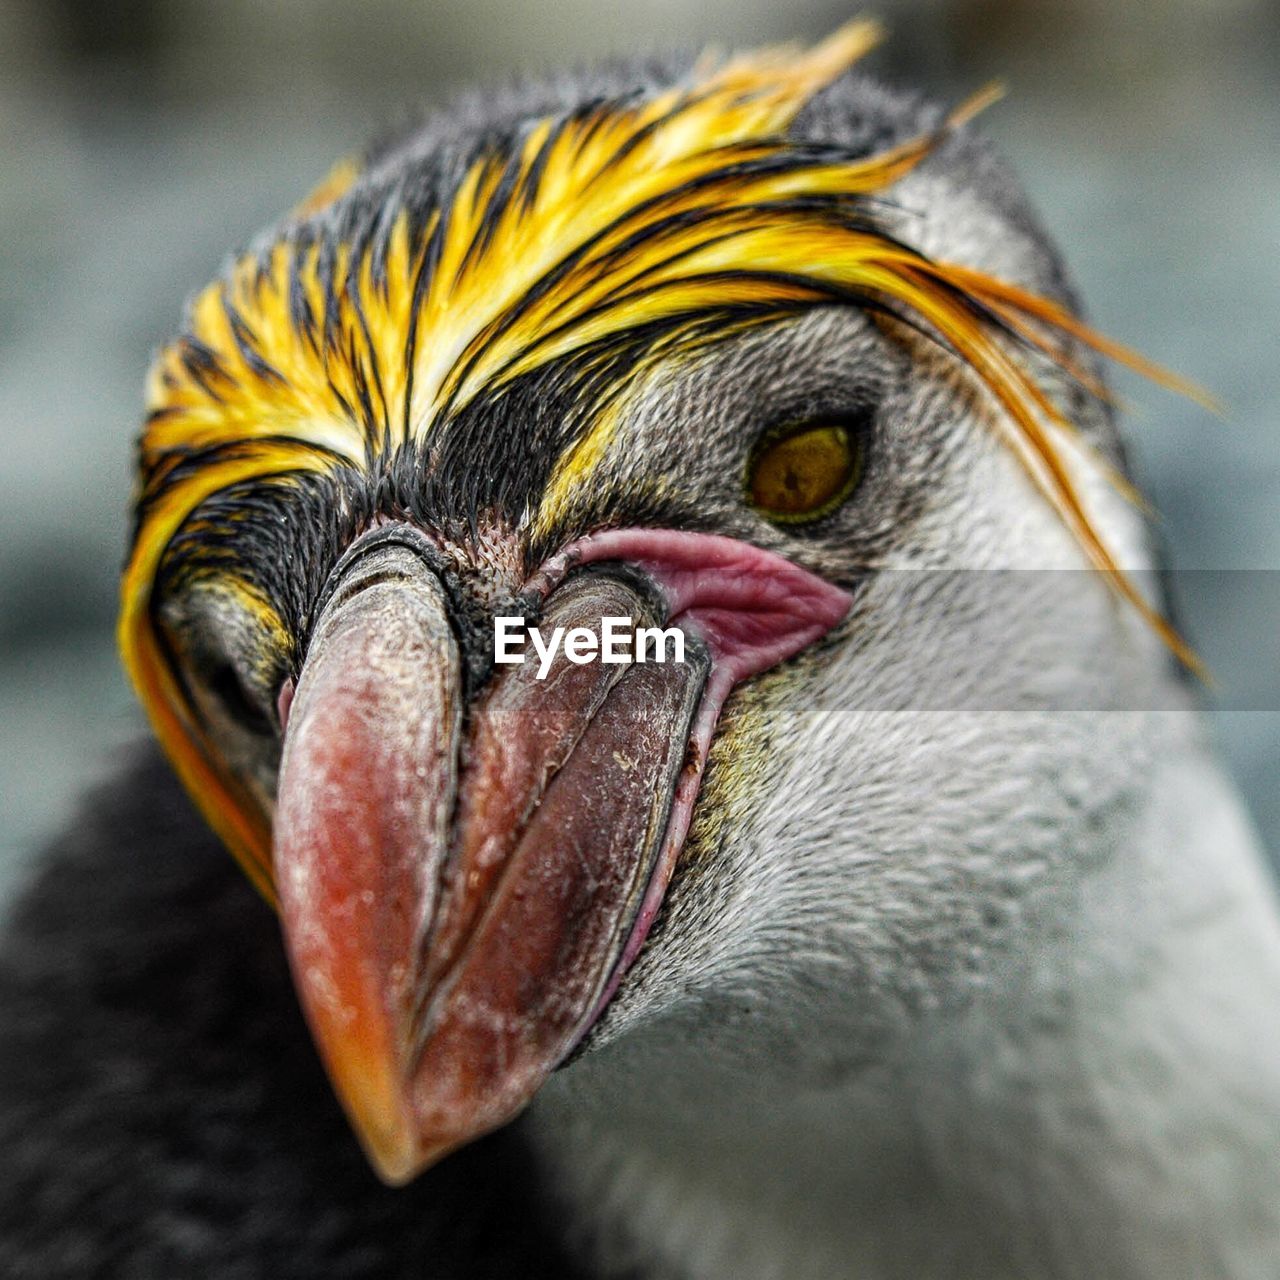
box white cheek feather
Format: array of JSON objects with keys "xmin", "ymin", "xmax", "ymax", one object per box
[{"xmin": 526, "ymin": 288, "xmax": 1280, "ymax": 1279}]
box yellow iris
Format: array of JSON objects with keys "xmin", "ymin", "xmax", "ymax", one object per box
[{"xmin": 747, "ymin": 422, "xmax": 864, "ymax": 522}]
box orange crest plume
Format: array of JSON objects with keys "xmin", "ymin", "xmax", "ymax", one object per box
[{"xmin": 120, "ymin": 21, "xmax": 1204, "ymax": 897}]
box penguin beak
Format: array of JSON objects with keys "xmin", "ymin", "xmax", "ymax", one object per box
[{"xmin": 272, "ymin": 526, "xmax": 851, "ymax": 1185}]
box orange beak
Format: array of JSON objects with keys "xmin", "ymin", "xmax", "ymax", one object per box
[{"xmin": 272, "ymin": 528, "xmax": 706, "ymax": 1184}]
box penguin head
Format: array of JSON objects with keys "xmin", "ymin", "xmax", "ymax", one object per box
[{"xmin": 120, "ymin": 25, "xmax": 1190, "ymax": 1182}]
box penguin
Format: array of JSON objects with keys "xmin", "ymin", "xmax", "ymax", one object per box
[{"xmin": 3, "ymin": 25, "xmax": 1278, "ymax": 1280}]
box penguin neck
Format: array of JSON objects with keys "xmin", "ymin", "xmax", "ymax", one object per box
[{"xmin": 529, "ymin": 739, "xmax": 1280, "ymax": 1279}]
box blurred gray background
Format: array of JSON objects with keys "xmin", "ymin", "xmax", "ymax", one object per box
[{"xmin": 1, "ymin": 0, "xmax": 1277, "ymax": 898}]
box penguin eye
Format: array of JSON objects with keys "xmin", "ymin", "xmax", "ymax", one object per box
[
  {"xmin": 746, "ymin": 420, "xmax": 866, "ymax": 523},
  {"xmin": 207, "ymin": 659, "xmax": 274, "ymax": 737},
  {"xmin": 156, "ymin": 577, "xmax": 285, "ymax": 741}
]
